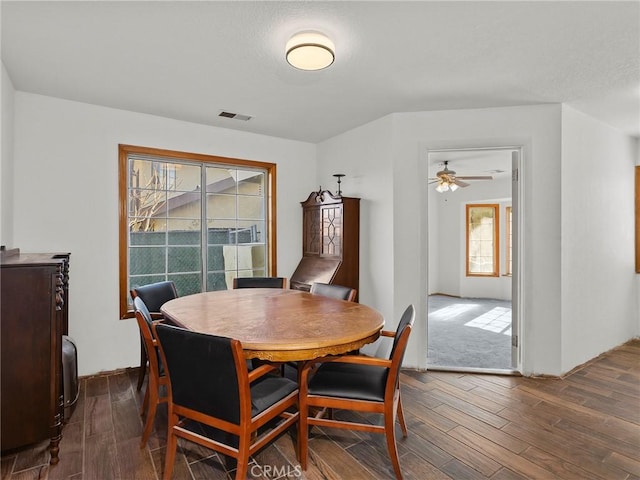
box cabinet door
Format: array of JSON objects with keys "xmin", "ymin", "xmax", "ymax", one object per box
[
  {"xmin": 303, "ymin": 206, "xmax": 321, "ymax": 256},
  {"xmin": 321, "ymin": 204, "xmax": 343, "ymax": 257},
  {"xmin": 0, "ymin": 266, "xmax": 56, "ymax": 450}
]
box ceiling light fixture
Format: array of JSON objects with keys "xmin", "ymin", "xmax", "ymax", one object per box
[
  {"xmin": 435, "ymin": 180, "xmax": 459, "ymax": 193},
  {"xmin": 286, "ymin": 31, "xmax": 335, "ymax": 71}
]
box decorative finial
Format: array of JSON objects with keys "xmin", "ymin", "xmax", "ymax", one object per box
[{"xmin": 333, "ymin": 174, "xmax": 345, "ymax": 196}]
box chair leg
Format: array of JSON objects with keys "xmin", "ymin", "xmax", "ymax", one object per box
[
  {"xmin": 163, "ymin": 420, "xmax": 178, "ymax": 480},
  {"xmin": 299, "ymin": 398, "xmax": 309, "ymax": 470},
  {"xmin": 137, "ymin": 335, "xmax": 147, "ymax": 391},
  {"xmin": 397, "ymin": 393, "xmax": 408, "ymax": 437},
  {"xmin": 385, "ymin": 412, "xmax": 403, "ymax": 480},
  {"xmin": 140, "ymin": 398, "xmax": 157, "ymax": 448},
  {"xmin": 141, "ymin": 383, "xmax": 150, "ymax": 416},
  {"xmin": 140, "ymin": 379, "xmax": 158, "ymax": 448},
  {"xmin": 234, "ymin": 434, "xmax": 251, "ymax": 480}
]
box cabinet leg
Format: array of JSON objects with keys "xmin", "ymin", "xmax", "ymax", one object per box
[{"xmin": 49, "ymin": 412, "xmax": 63, "ymax": 465}]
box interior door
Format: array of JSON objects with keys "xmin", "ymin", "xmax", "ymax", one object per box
[{"xmin": 511, "ymin": 150, "xmax": 520, "ymax": 368}]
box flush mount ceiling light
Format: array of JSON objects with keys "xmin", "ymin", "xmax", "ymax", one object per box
[{"xmin": 286, "ymin": 31, "xmax": 335, "ymax": 71}]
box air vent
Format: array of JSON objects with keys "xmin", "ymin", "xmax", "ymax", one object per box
[{"xmin": 218, "ymin": 111, "xmax": 252, "ymax": 121}]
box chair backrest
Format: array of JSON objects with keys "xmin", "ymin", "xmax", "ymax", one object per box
[
  {"xmin": 384, "ymin": 304, "xmax": 415, "ymax": 397},
  {"xmin": 154, "ymin": 323, "xmax": 245, "ymax": 424},
  {"xmin": 389, "ymin": 304, "xmax": 416, "ymax": 362},
  {"xmin": 309, "ymin": 282, "xmax": 357, "ymax": 302},
  {"xmin": 133, "ymin": 296, "xmax": 153, "ymax": 329},
  {"xmin": 133, "ymin": 296, "xmax": 163, "ymax": 373},
  {"xmin": 233, "ymin": 277, "xmax": 286, "ymax": 289},
  {"xmin": 130, "ymin": 280, "xmax": 178, "ymax": 313}
]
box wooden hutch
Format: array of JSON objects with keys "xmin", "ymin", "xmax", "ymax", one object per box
[
  {"xmin": 290, "ymin": 189, "xmax": 360, "ymax": 300},
  {"xmin": 0, "ymin": 248, "xmax": 70, "ymax": 464}
]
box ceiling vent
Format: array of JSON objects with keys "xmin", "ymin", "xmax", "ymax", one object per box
[{"xmin": 218, "ymin": 111, "xmax": 252, "ymax": 121}]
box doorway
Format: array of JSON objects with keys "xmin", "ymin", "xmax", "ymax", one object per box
[{"xmin": 426, "ymin": 147, "xmax": 521, "ymax": 373}]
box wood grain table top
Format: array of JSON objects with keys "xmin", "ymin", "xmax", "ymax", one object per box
[{"xmin": 160, "ymin": 288, "xmax": 384, "ymax": 362}]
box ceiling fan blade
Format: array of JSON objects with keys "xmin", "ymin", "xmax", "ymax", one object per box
[
  {"xmin": 456, "ymin": 175, "xmax": 493, "ymax": 180},
  {"xmin": 428, "ymin": 179, "xmax": 439, "ymax": 184},
  {"xmin": 454, "ymin": 179, "xmax": 470, "ymax": 187}
]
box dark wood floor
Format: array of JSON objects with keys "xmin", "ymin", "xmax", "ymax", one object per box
[{"xmin": 2, "ymin": 339, "xmax": 639, "ymax": 480}]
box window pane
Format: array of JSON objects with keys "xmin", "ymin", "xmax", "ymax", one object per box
[
  {"xmin": 238, "ymin": 195, "xmax": 264, "ymax": 220},
  {"xmin": 467, "ymin": 205, "xmax": 498, "ymax": 276},
  {"xmin": 206, "ymin": 167, "xmax": 236, "ymax": 193},
  {"xmin": 121, "ymin": 146, "xmax": 275, "ymax": 317},
  {"xmin": 207, "ymin": 194, "xmax": 237, "ymax": 219},
  {"xmin": 167, "ymin": 246, "xmax": 201, "ymax": 273},
  {"xmin": 171, "ymin": 163, "xmax": 201, "ymax": 192},
  {"xmin": 237, "ymin": 220, "xmax": 264, "ymax": 244},
  {"xmin": 130, "ymin": 229, "xmax": 166, "ymax": 246},
  {"xmin": 206, "ymin": 272, "xmax": 228, "ymax": 292},
  {"xmin": 167, "ymin": 219, "xmax": 201, "ymax": 245},
  {"xmin": 170, "ymin": 273, "xmax": 202, "ymax": 296},
  {"xmin": 166, "ymin": 191, "xmax": 201, "ymax": 219},
  {"xmin": 238, "ymin": 171, "xmax": 264, "ymax": 196},
  {"xmin": 130, "ymin": 246, "xmax": 165, "ymax": 275}
]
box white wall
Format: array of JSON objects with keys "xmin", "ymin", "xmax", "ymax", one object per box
[
  {"xmin": 318, "ymin": 103, "xmax": 639, "ymax": 375},
  {"xmin": 395, "ymin": 105, "xmax": 569, "ymax": 375},
  {"xmin": 320, "ymin": 105, "xmax": 567, "ymax": 374},
  {"xmin": 12, "ymin": 92, "xmax": 316, "ymax": 376},
  {"xmin": 1, "ymin": 62, "xmax": 15, "ymax": 247},
  {"xmin": 430, "ymin": 176, "xmax": 512, "ymax": 300},
  {"xmin": 316, "ymin": 116, "xmax": 394, "ymax": 315},
  {"xmin": 316, "ymin": 116, "xmax": 395, "ymax": 356},
  {"xmin": 560, "ymin": 105, "xmax": 638, "ymax": 371},
  {"xmin": 9, "ymin": 90, "xmax": 639, "ymax": 378}
]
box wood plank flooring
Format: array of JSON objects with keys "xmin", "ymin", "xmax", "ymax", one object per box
[{"xmin": 2, "ymin": 339, "xmax": 638, "ymax": 480}]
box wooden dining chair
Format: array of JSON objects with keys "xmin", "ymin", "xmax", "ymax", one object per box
[
  {"xmin": 153, "ymin": 322, "xmax": 300, "ymax": 480},
  {"xmin": 309, "ymin": 282, "xmax": 357, "ymax": 302},
  {"xmin": 232, "ymin": 276, "xmax": 287, "ymax": 289},
  {"xmin": 283, "ymin": 281, "xmax": 359, "ymax": 379},
  {"xmin": 132, "ymin": 296, "xmax": 169, "ymax": 448},
  {"xmin": 130, "ymin": 281, "xmax": 179, "ymax": 390},
  {"xmin": 299, "ymin": 304, "xmax": 415, "ymax": 480}
]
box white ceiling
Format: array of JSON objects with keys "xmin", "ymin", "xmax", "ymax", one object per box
[
  {"xmin": 428, "ymin": 148, "xmax": 513, "ymax": 180},
  {"xmin": 2, "ymin": 1, "xmax": 639, "ymax": 144}
]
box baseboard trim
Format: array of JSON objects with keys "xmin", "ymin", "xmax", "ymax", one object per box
[{"xmin": 425, "ymin": 365, "xmax": 521, "ymax": 376}]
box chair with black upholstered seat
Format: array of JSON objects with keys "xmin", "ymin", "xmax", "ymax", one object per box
[
  {"xmin": 153, "ymin": 322, "xmax": 300, "ymax": 480},
  {"xmin": 309, "ymin": 282, "xmax": 357, "ymax": 302},
  {"xmin": 132, "ymin": 296, "xmax": 169, "ymax": 448},
  {"xmin": 233, "ymin": 276, "xmax": 287, "ymax": 289},
  {"xmin": 130, "ymin": 281, "xmax": 179, "ymax": 390},
  {"xmin": 282, "ymin": 281, "xmax": 358, "ymax": 379},
  {"xmin": 299, "ymin": 304, "xmax": 415, "ymax": 480}
]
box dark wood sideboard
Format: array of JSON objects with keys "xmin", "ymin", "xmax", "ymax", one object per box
[
  {"xmin": 290, "ymin": 189, "xmax": 360, "ymax": 300},
  {"xmin": 0, "ymin": 249, "xmax": 70, "ymax": 464}
]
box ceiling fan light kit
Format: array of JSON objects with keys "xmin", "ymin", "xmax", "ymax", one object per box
[
  {"xmin": 429, "ymin": 161, "xmax": 493, "ymax": 193},
  {"xmin": 435, "ymin": 181, "xmax": 459, "ymax": 193}
]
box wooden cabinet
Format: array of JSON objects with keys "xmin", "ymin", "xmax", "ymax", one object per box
[
  {"xmin": 0, "ymin": 249, "xmax": 70, "ymax": 464},
  {"xmin": 290, "ymin": 190, "xmax": 360, "ymax": 299}
]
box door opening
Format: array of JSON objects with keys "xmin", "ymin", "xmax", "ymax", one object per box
[{"xmin": 426, "ymin": 147, "xmax": 521, "ymax": 374}]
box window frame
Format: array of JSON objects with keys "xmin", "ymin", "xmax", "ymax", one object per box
[
  {"xmin": 118, "ymin": 144, "xmax": 277, "ymax": 318},
  {"xmin": 505, "ymin": 205, "xmax": 512, "ymax": 276},
  {"xmin": 465, "ymin": 203, "xmax": 500, "ymax": 277}
]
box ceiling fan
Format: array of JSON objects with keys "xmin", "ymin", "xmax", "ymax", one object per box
[{"xmin": 428, "ymin": 161, "xmax": 493, "ymax": 192}]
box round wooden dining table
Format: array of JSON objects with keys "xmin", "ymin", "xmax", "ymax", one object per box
[{"xmin": 160, "ymin": 288, "xmax": 384, "ymax": 362}]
